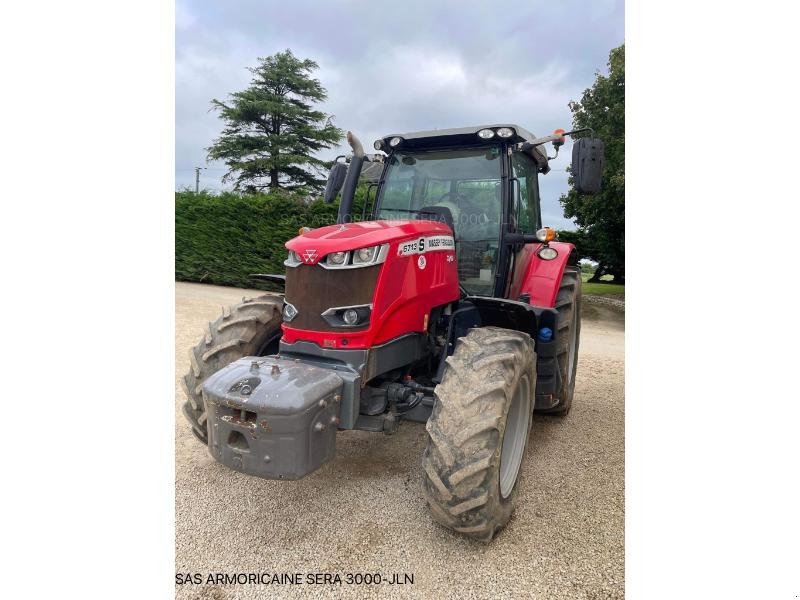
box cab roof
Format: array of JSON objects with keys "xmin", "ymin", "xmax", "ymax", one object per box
[{"xmin": 379, "ymin": 124, "xmax": 549, "ymax": 173}]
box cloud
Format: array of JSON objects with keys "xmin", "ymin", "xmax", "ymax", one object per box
[{"xmin": 176, "ymin": 0, "xmax": 623, "ymax": 229}]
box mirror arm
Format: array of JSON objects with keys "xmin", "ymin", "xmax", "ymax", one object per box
[
  {"xmin": 362, "ymin": 183, "xmax": 378, "ymax": 221},
  {"xmin": 504, "ymin": 233, "xmax": 539, "ymax": 245},
  {"xmin": 527, "ymin": 127, "xmax": 596, "ymax": 148},
  {"xmin": 563, "ymin": 127, "xmax": 594, "ymax": 139}
]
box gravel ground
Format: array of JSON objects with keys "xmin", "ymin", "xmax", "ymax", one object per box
[
  {"xmin": 175, "ymin": 282, "xmax": 624, "ymax": 600},
  {"xmin": 583, "ymin": 294, "xmax": 625, "ymax": 311}
]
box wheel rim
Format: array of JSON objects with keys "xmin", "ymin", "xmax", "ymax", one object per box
[{"xmin": 499, "ymin": 374, "xmax": 531, "ymax": 499}]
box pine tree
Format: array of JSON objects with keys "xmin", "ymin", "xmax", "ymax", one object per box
[{"xmin": 207, "ymin": 50, "xmax": 344, "ymax": 192}]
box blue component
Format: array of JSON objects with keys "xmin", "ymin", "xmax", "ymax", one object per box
[{"xmin": 537, "ymin": 327, "xmax": 553, "ymax": 342}]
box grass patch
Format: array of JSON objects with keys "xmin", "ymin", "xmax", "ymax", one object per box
[
  {"xmin": 582, "ymin": 281, "xmax": 625, "ymax": 297},
  {"xmin": 580, "ymin": 270, "xmax": 625, "ymax": 297}
]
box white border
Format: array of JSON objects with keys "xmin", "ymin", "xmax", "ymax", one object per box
[
  {"xmin": 627, "ymin": 1, "xmax": 800, "ymax": 598},
  {"xmin": 2, "ymin": 2, "xmax": 174, "ymax": 598}
]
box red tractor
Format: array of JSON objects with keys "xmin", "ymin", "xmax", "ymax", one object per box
[{"xmin": 183, "ymin": 124, "xmax": 603, "ymax": 541}]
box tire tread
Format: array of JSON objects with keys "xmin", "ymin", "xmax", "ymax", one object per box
[
  {"xmin": 182, "ymin": 294, "xmax": 283, "ymax": 444},
  {"xmin": 421, "ymin": 326, "xmax": 536, "ymax": 542}
]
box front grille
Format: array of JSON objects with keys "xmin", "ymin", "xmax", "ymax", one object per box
[{"xmin": 284, "ymin": 264, "xmax": 381, "ymax": 332}]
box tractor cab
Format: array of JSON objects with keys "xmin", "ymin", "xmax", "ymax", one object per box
[{"xmin": 370, "ymin": 125, "xmax": 549, "ymax": 296}]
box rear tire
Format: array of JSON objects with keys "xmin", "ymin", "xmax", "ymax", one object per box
[
  {"xmin": 421, "ymin": 327, "xmax": 536, "ymax": 542},
  {"xmin": 538, "ymin": 267, "xmax": 581, "ymax": 415},
  {"xmin": 182, "ymin": 295, "xmax": 283, "ymax": 443}
]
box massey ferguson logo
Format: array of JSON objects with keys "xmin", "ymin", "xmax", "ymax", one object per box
[{"xmin": 301, "ymin": 249, "xmax": 318, "ymax": 263}]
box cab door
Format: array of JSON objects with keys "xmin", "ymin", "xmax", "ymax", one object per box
[{"xmin": 507, "ymin": 152, "xmax": 543, "ymax": 299}]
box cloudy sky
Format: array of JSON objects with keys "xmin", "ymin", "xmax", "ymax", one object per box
[{"xmin": 176, "ymin": 0, "xmax": 623, "ymax": 230}]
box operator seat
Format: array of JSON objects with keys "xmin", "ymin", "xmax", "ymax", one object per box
[{"xmin": 415, "ymin": 205, "xmax": 456, "ymax": 237}]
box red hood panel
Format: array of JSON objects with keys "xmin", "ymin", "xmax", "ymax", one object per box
[{"xmin": 285, "ymin": 220, "xmax": 452, "ymax": 264}]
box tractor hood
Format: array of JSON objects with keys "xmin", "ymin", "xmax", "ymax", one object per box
[
  {"xmin": 285, "ymin": 219, "xmax": 452, "ymax": 266},
  {"xmin": 282, "ymin": 217, "xmax": 459, "ymax": 349}
]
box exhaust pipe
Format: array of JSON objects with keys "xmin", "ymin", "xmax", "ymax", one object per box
[{"xmin": 337, "ymin": 131, "xmax": 365, "ymax": 224}]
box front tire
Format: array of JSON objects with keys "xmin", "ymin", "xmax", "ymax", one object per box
[
  {"xmin": 182, "ymin": 295, "xmax": 283, "ymax": 443},
  {"xmin": 537, "ymin": 267, "xmax": 581, "ymax": 415},
  {"xmin": 421, "ymin": 327, "xmax": 536, "ymax": 542}
]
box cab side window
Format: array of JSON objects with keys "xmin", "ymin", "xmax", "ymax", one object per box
[{"xmin": 511, "ymin": 152, "xmax": 541, "ymax": 233}]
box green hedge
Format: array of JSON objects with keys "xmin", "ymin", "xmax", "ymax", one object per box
[{"xmin": 175, "ymin": 188, "xmax": 368, "ymax": 289}]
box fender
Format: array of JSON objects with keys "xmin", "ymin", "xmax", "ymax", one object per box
[{"xmin": 507, "ymin": 241, "xmax": 576, "ymax": 308}]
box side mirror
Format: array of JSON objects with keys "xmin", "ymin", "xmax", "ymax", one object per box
[
  {"xmin": 571, "ymin": 138, "xmax": 604, "ymax": 195},
  {"xmin": 323, "ymin": 162, "xmax": 348, "ymax": 203}
]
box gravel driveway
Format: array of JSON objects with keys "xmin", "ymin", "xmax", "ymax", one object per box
[{"xmin": 175, "ymin": 282, "xmax": 624, "ymax": 599}]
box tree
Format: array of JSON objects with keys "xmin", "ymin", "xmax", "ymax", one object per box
[
  {"xmin": 207, "ymin": 50, "xmax": 344, "ymax": 193},
  {"xmin": 560, "ymin": 44, "xmax": 625, "ymax": 283},
  {"xmin": 557, "ymin": 229, "xmax": 598, "ymax": 262}
]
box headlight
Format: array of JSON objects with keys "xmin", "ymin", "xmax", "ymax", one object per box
[
  {"xmin": 321, "ymin": 304, "xmax": 372, "ymax": 328},
  {"xmin": 496, "ymin": 127, "xmax": 514, "ymax": 138},
  {"xmin": 319, "ymin": 244, "xmax": 388, "ymax": 269},
  {"xmin": 373, "ymin": 139, "xmax": 384, "ymax": 151},
  {"xmin": 353, "ymin": 245, "xmax": 378, "ymax": 264},
  {"xmin": 538, "ymin": 247, "xmax": 558, "ymax": 260},
  {"xmin": 477, "ymin": 128, "xmax": 495, "ymax": 139},
  {"xmin": 389, "ymin": 137, "xmax": 402, "ymax": 147},
  {"xmin": 284, "ymin": 250, "xmax": 302, "ymax": 267},
  {"xmin": 327, "ymin": 251, "xmax": 348, "ymax": 265}
]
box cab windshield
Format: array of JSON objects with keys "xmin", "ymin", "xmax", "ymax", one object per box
[{"xmin": 375, "ymin": 147, "xmax": 503, "ymax": 296}]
